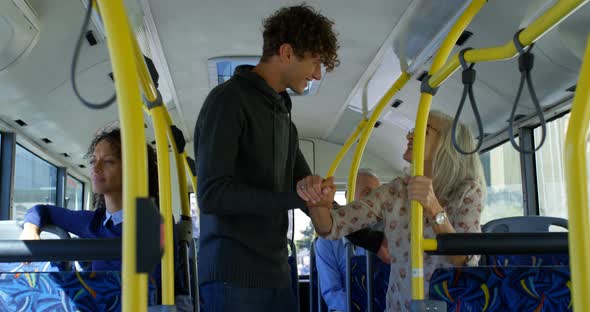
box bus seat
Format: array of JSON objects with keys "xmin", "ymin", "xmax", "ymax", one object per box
[
  {"xmin": 349, "ymin": 255, "xmax": 390, "ymax": 312},
  {"xmin": 481, "ymin": 216, "xmax": 569, "ymax": 266},
  {"xmin": 0, "ymin": 271, "xmax": 158, "ymax": 311},
  {"xmin": 482, "ymin": 216, "xmax": 567, "ymax": 233},
  {"xmin": 429, "ymin": 266, "xmax": 572, "ymax": 312},
  {"xmin": 0, "ymin": 220, "xmax": 71, "ymax": 271}
]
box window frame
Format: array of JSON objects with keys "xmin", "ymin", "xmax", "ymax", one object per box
[{"xmin": 12, "ymin": 143, "xmax": 59, "ymax": 219}]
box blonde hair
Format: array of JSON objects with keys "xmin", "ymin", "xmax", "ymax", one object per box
[{"xmin": 429, "ymin": 111, "xmax": 486, "ymax": 201}]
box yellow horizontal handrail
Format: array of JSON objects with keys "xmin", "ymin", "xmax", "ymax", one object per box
[{"xmin": 429, "ymin": 0, "xmax": 588, "ymax": 88}]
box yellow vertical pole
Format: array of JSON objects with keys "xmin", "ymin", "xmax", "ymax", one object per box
[
  {"xmin": 130, "ymin": 31, "xmax": 176, "ymax": 305},
  {"xmin": 164, "ymin": 111, "xmax": 191, "ymax": 217},
  {"xmin": 151, "ymin": 107, "xmax": 175, "ymax": 304},
  {"xmin": 410, "ymin": 0, "xmax": 487, "ymax": 301},
  {"xmin": 96, "ymin": 0, "xmax": 148, "ymax": 311},
  {"xmin": 564, "ymin": 34, "xmax": 590, "ymax": 312},
  {"xmin": 347, "ymin": 73, "xmax": 411, "ymax": 203}
]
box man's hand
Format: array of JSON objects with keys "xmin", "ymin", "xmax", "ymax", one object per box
[
  {"xmin": 297, "ymin": 175, "xmax": 336, "ymax": 205},
  {"xmin": 297, "ymin": 175, "xmax": 325, "ymax": 204}
]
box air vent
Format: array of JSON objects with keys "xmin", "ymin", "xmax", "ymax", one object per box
[
  {"xmin": 14, "ymin": 119, "xmax": 27, "ymax": 126},
  {"xmin": 85, "ymin": 30, "xmax": 98, "ymax": 46},
  {"xmin": 62, "ymin": 153, "xmax": 70, "ymax": 158},
  {"xmin": 151, "ymin": 140, "xmax": 156, "ymax": 145},
  {"xmin": 455, "ymin": 30, "xmax": 473, "ymax": 46},
  {"xmin": 391, "ymin": 99, "xmax": 403, "ymax": 108},
  {"xmin": 416, "ymin": 71, "xmax": 428, "ymax": 82},
  {"xmin": 78, "ymin": 164, "xmax": 86, "ymax": 169},
  {"xmin": 41, "ymin": 138, "xmax": 52, "ymax": 144},
  {"xmin": 374, "ymin": 121, "xmax": 382, "ymax": 128},
  {"xmin": 514, "ymin": 114, "xmax": 526, "ymax": 121}
]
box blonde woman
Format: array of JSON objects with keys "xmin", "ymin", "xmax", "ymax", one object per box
[{"xmin": 308, "ymin": 111, "xmax": 486, "ymax": 311}]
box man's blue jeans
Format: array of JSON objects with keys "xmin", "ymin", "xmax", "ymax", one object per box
[{"xmin": 200, "ymin": 281, "xmax": 297, "ymax": 312}]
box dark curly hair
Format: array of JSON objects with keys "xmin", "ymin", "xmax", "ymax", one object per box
[
  {"xmin": 261, "ymin": 3, "xmax": 340, "ymax": 71},
  {"xmin": 85, "ymin": 128, "xmax": 159, "ymax": 210}
]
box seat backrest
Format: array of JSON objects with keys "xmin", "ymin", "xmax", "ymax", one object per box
[
  {"xmin": 429, "ymin": 266, "xmax": 572, "ymax": 312},
  {"xmin": 482, "ymin": 216, "xmax": 567, "ymax": 233},
  {"xmin": 349, "ymin": 255, "xmax": 390, "ymax": 312},
  {"xmin": 0, "ymin": 220, "xmax": 72, "ymax": 239},
  {"xmin": 481, "ymin": 216, "xmax": 569, "ymax": 266}
]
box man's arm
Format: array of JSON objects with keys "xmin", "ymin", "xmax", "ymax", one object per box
[
  {"xmin": 196, "ymin": 90, "xmax": 305, "ymax": 217},
  {"xmin": 293, "ymin": 146, "xmax": 312, "ymax": 214},
  {"xmin": 345, "ymin": 229, "xmax": 384, "ymax": 254},
  {"xmin": 315, "ymin": 238, "xmax": 347, "ymax": 312}
]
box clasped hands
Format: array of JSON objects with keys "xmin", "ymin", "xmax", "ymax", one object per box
[{"xmin": 296, "ymin": 175, "xmax": 336, "ymax": 236}]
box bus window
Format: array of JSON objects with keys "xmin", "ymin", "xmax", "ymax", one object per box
[
  {"xmin": 65, "ymin": 175, "xmax": 84, "ymax": 210},
  {"xmin": 480, "ymin": 141, "xmax": 524, "ymax": 224},
  {"xmin": 334, "ymin": 190, "xmax": 346, "ymax": 205},
  {"xmin": 293, "ymin": 209, "xmax": 313, "ymax": 276},
  {"xmin": 13, "ymin": 144, "xmax": 58, "ymax": 220},
  {"xmin": 534, "ymin": 113, "xmax": 570, "ymax": 219}
]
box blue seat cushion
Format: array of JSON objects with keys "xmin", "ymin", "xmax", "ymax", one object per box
[{"xmin": 0, "ymin": 271, "xmax": 158, "ymax": 311}]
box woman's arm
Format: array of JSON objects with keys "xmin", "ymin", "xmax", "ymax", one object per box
[
  {"xmin": 407, "ymin": 176, "xmax": 483, "ymax": 266},
  {"xmin": 23, "ymin": 204, "xmax": 95, "ymax": 237},
  {"xmin": 310, "ymin": 180, "xmax": 402, "ymax": 240}
]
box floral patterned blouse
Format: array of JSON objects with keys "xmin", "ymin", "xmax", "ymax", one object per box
[{"xmin": 325, "ymin": 177, "xmax": 484, "ymax": 311}]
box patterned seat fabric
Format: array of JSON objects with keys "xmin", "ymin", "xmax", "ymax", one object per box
[
  {"xmin": 349, "ymin": 255, "xmax": 391, "ymax": 312},
  {"xmin": 429, "ymin": 266, "xmax": 572, "ymax": 312},
  {"xmin": 0, "ymin": 271, "xmax": 158, "ymax": 311},
  {"xmin": 488, "ymin": 254, "xmax": 569, "ymax": 267}
]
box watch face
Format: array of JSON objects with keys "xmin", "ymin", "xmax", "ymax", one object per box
[{"xmin": 435, "ymin": 212, "xmax": 446, "ymax": 224}]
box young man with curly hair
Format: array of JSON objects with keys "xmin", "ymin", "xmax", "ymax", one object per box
[{"xmin": 194, "ymin": 4, "xmax": 341, "ymax": 311}]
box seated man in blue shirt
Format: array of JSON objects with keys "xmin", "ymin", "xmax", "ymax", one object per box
[{"xmin": 314, "ymin": 168, "xmax": 384, "ymax": 312}]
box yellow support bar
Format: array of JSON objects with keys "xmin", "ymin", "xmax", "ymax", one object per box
[
  {"xmin": 422, "ymin": 239, "xmax": 437, "ymax": 252},
  {"xmin": 96, "ymin": 0, "xmax": 148, "ymax": 311},
  {"xmin": 182, "ymin": 154, "xmax": 198, "ymax": 193},
  {"xmin": 163, "ymin": 110, "xmax": 192, "ymax": 217},
  {"xmin": 132, "ymin": 38, "xmax": 159, "ymax": 102},
  {"xmin": 127, "ymin": 25, "xmax": 177, "ymax": 305},
  {"xmin": 411, "ymin": 0, "xmax": 486, "ymax": 300},
  {"xmin": 429, "ymin": 0, "xmax": 588, "ymax": 88},
  {"xmin": 347, "ymin": 72, "xmax": 411, "ymax": 203},
  {"xmin": 564, "ymin": 34, "xmax": 590, "ymax": 312},
  {"xmin": 326, "ymin": 119, "xmax": 368, "ymax": 177},
  {"xmin": 150, "ymin": 106, "xmax": 175, "ymax": 305}
]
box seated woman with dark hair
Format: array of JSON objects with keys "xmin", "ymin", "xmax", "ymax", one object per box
[
  {"xmin": 19, "ymin": 127, "xmax": 159, "ymax": 271},
  {"xmin": 308, "ymin": 111, "xmax": 486, "ymax": 311}
]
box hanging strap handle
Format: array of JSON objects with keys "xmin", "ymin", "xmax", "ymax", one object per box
[
  {"xmin": 451, "ymin": 47, "xmax": 485, "ymax": 155},
  {"xmin": 507, "ymin": 29, "xmax": 547, "ymax": 154}
]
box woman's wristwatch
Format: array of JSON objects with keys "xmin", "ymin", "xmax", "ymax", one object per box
[{"xmin": 434, "ymin": 211, "xmax": 447, "ymax": 225}]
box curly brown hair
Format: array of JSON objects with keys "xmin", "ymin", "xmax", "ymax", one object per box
[
  {"xmin": 85, "ymin": 128, "xmax": 159, "ymax": 210},
  {"xmin": 261, "ymin": 3, "xmax": 340, "ymax": 72}
]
